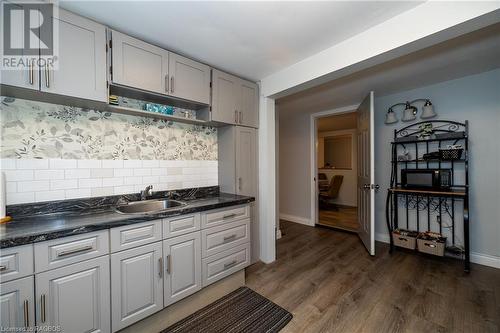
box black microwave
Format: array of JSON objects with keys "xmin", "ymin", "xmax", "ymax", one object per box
[{"xmin": 401, "ymin": 169, "xmax": 451, "ymax": 190}]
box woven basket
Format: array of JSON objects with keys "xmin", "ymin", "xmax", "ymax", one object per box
[
  {"xmin": 439, "ymin": 148, "xmax": 463, "ymax": 160},
  {"xmin": 417, "ymin": 232, "xmax": 446, "ymax": 257},
  {"xmin": 392, "ymin": 229, "xmax": 418, "ymax": 250}
]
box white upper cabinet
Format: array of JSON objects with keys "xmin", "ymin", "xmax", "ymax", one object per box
[
  {"xmin": 211, "ymin": 69, "xmax": 239, "ymax": 125},
  {"xmin": 211, "ymin": 69, "xmax": 259, "ymax": 128},
  {"xmin": 1, "ymin": 2, "xmax": 40, "ymax": 90},
  {"xmin": 163, "ymin": 232, "xmax": 202, "ymax": 306},
  {"xmin": 111, "ymin": 30, "xmax": 169, "ymax": 95},
  {"xmin": 235, "ymin": 127, "xmax": 257, "ymax": 196},
  {"xmin": 41, "ymin": 10, "xmax": 107, "ymax": 101},
  {"xmin": 169, "ymin": 53, "xmax": 210, "ymax": 104},
  {"xmin": 239, "ymin": 80, "xmax": 259, "ymax": 128},
  {"xmin": 35, "ymin": 256, "xmax": 110, "ymax": 333}
]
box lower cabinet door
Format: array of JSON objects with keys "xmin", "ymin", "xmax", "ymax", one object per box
[
  {"xmin": 35, "ymin": 256, "xmax": 110, "ymax": 333},
  {"xmin": 163, "ymin": 232, "xmax": 201, "ymax": 306},
  {"xmin": 111, "ymin": 242, "xmax": 163, "ymax": 332},
  {"xmin": 0, "ymin": 276, "xmax": 35, "ymax": 329}
]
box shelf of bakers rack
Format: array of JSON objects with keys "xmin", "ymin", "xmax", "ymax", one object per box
[{"xmin": 389, "ymin": 186, "xmax": 467, "ymax": 198}]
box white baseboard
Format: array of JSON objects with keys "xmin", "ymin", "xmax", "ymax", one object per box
[
  {"xmin": 375, "ymin": 231, "xmax": 499, "ymax": 269},
  {"xmin": 279, "ymin": 213, "xmax": 314, "ymax": 226}
]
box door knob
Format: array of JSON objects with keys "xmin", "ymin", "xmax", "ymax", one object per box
[
  {"xmin": 363, "ymin": 184, "xmax": 371, "ymax": 189},
  {"xmin": 371, "ymin": 184, "xmax": 380, "ymax": 190}
]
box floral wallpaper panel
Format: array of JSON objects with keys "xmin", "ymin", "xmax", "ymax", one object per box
[{"xmin": 0, "ymin": 97, "xmax": 217, "ymax": 160}]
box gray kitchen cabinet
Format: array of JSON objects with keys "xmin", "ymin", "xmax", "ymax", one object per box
[
  {"xmin": 111, "ymin": 30, "xmax": 169, "ymax": 95},
  {"xmin": 0, "ymin": 2, "xmax": 40, "ymax": 90},
  {"xmin": 111, "ymin": 242, "xmax": 163, "ymax": 332},
  {"xmin": 35, "ymin": 256, "xmax": 110, "ymax": 333},
  {"xmin": 40, "ymin": 10, "xmax": 107, "ymax": 101},
  {"xmin": 163, "ymin": 232, "xmax": 202, "ymax": 306},
  {"xmin": 211, "ymin": 69, "xmax": 239, "ymax": 125},
  {"xmin": 0, "ymin": 276, "xmax": 35, "ymax": 329},
  {"xmin": 169, "ymin": 53, "xmax": 210, "ymax": 104},
  {"xmin": 218, "ymin": 126, "xmax": 258, "ymax": 263},
  {"xmin": 211, "ymin": 69, "xmax": 259, "ymax": 128},
  {"xmin": 239, "ymin": 80, "xmax": 259, "ymax": 128}
]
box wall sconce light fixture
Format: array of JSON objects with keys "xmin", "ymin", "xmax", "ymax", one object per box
[{"xmin": 385, "ymin": 99, "xmax": 436, "ymax": 124}]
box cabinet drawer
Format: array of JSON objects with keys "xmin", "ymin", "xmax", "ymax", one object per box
[
  {"xmin": 163, "ymin": 213, "xmax": 200, "ymax": 239},
  {"xmin": 110, "ymin": 220, "xmax": 161, "ymax": 252},
  {"xmin": 202, "ymin": 243, "xmax": 249, "ymax": 287},
  {"xmin": 201, "ymin": 219, "xmax": 249, "ymax": 258},
  {"xmin": 34, "ymin": 230, "xmax": 109, "ymax": 273},
  {"xmin": 0, "ymin": 244, "xmax": 34, "ymax": 283},
  {"xmin": 201, "ymin": 205, "xmax": 250, "ymax": 229}
]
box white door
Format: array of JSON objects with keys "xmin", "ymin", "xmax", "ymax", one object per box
[
  {"xmin": 0, "ymin": 276, "xmax": 35, "ymax": 329},
  {"xmin": 168, "ymin": 52, "xmax": 210, "ymax": 104},
  {"xmin": 357, "ymin": 91, "xmax": 375, "ymax": 255},
  {"xmin": 111, "ymin": 30, "xmax": 169, "ymax": 95},
  {"xmin": 235, "ymin": 127, "xmax": 257, "ymax": 196},
  {"xmin": 239, "ymin": 80, "xmax": 259, "ymax": 128},
  {"xmin": 1, "ymin": 2, "xmax": 40, "ymax": 90},
  {"xmin": 35, "ymin": 256, "xmax": 110, "ymax": 333},
  {"xmin": 41, "ymin": 10, "xmax": 107, "ymax": 101},
  {"xmin": 163, "ymin": 232, "xmax": 201, "ymax": 306},
  {"xmin": 211, "ymin": 69, "xmax": 239, "ymax": 125},
  {"xmin": 111, "ymin": 242, "xmax": 163, "ymax": 332}
]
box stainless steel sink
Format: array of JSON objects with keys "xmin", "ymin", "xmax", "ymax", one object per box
[{"xmin": 115, "ymin": 199, "xmax": 186, "ymax": 214}]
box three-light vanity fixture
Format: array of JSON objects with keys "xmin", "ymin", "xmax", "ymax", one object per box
[{"xmin": 384, "ymin": 99, "xmax": 436, "ymax": 124}]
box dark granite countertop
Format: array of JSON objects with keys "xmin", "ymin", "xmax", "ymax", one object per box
[{"xmin": 0, "ymin": 191, "xmax": 254, "ymax": 249}]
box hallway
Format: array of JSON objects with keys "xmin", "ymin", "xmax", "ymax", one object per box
[{"xmin": 246, "ymin": 221, "xmax": 500, "ymax": 333}]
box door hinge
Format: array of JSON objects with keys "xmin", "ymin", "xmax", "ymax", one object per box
[
  {"xmin": 109, "ymin": 40, "xmax": 112, "ymax": 49},
  {"xmin": 109, "ymin": 66, "xmax": 112, "ymax": 76},
  {"xmin": 209, "ymin": 82, "xmax": 212, "ymax": 88},
  {"xmin": 105, "ymin": 43, "xmax": 108, "ymax": 53}
]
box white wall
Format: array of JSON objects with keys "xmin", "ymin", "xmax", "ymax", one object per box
[
  {"xmin": 278, "ymin": 69, "xmax": 500, "ymax": 264},
  {"xmin": 318, "ymin": 129, "xmax": 357, "ymax": 207}
]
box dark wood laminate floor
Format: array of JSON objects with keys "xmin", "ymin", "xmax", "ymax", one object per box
[
  {"xmin": 318, "ymin": 206, "xmax": 358, "ymax": 232},
  {"xmin": 246, "ymin": 221, "xmax": 500, "ymax": 333}
]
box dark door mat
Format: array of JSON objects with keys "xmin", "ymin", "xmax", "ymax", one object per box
[{"xmin": 161, "ymin": 287, "xmax": 293, "ymax": 333}]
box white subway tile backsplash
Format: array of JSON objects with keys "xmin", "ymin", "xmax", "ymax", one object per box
[
  {"xmin": 35, "ymin": 190, "xmax": 65, "ymax": 202},
  {"xmin": 1, "ymin": 159, "xmax": 16, "ymax": 170},
  {"xmin": 16, "ymin": 159, "xmax": 48, "ymax": 170},
  {"xmin": 18, "ymin": 180, "xmax": 50, "ymax": 192},
  {"xmin": 102, "ymin": 177, "xmax": 123, "ymax": 187},
  {"xmin": 102, "ymin": 160, "xmax": 124, "ymax": 168},
  {"xmin": 133, "ymin": 168, "xmax": 151, "ymax": 176},
  {"xmin": 65, "ymin": 169, "xmax": 91, "ymax": 179},
  {"xmin": 50, "ymin": 159, "xmax": 77, "ymax": 169},
  {"xmin": 77, "ymin": 160, "xmax": 101, "ymax": 169},
  {"xmin": 123, "ymin": 160, "xmax": 142, "ymax": 168},
  {"xmin": 114, "ymin": 168, "xmax": 133, "ymax": 177},
  {"xmin": 5, "ymin": 159, "xmax": 218, "ymax": 204},
  {"xmin": 4, "ymin": 170, "xmax": 34, "ymax": 181},
  {"xmin": 51, "ymin": 179, "xmax": 78, "ymax": 190},
  {"xmin": 91, "ymin": 168, "xmax": 114, "ymax": 178},
  {"xmin": 78, "ymin": 178, "xmax": 102, "ymax": 188},
  {"xmin": 35, "ymin": 169, "xmax": 65, "ymax": 180}
]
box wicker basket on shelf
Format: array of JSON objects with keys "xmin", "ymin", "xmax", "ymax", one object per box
[{"xmin": 417, "ymin": 232, "xmax": 446, "ymax": 256}]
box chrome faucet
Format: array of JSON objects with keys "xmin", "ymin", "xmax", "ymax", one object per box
[{"xmin": 140, "ymin": 185, "xmax": 153, "ymax": 200}]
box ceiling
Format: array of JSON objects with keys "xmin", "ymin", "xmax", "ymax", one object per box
[
  {"xmin": 277, "ymin": 23, "xmax": 500, "ymax": 115},
  {"xmin": 59, "ymin": 1, "xmax": 422, "ymax": 81},
  {"xmin": 318, "ymin": 112, "xmax": 357, "ymax": 132}
]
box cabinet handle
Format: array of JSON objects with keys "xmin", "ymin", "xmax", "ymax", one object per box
[
  {"xmin": 165, "ymin": 74, "xmax": 169, "ymax": 93},
  {"xmin": 41, "ymin": 294, "xmax": 46, "ymax": 323},
  {"xmin": 158, "ymin": 257, "xmax": 163, "ymax": 278},
  {"xmin": 238, "ymin": 177, "xmax": 242, "ymax": 191},
  {"xmin": 223, "ymin": 234, "xmax": 237, "ymax": 243},
  {"xmin": 28, "ymin": 59, "xmax": 34, "ymax": 85},
  {"xmin": 0, "ymin": 265, "xmax": 7, "ymax": 271},
  {"xmin": 166, "ymin": 254, "xmax": 171, "ymax": 274},
  {"xmin": 57, "ymin": 245, "xmax": 93, "ymax": 257},
  {"xmin": 23, "ymin": 300, "xmax": 29, "ymax": 327},
  {"xmin": 239, "ymin": 111, "xmax": 243, "ymax": 124},
  {"xmin": 235, "ymin": 110, "xmax": 238, "ymax": 123},
  {"xmin": 223, "ymin": 213, "xmax": 237, "ymax": 219},
  {"xmin": 171, "ymin": 76, "xmax": 174, "ymax": 93},
  {"xmin": 44, "ymin": 63, "xmax": 50, "ymax": 88},
  {"xmin": 224, "ymin": 260, "xmax": 238, "ymax": 269}
]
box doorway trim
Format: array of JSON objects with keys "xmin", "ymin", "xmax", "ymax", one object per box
[{"xmin": 310, "ymin": 104, "xmax": 359, "ymax": 226}]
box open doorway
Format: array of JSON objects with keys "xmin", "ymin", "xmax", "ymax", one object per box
[{"xmin": 315, "ymin": 111, "xmax": 359, "ymax": 232}]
